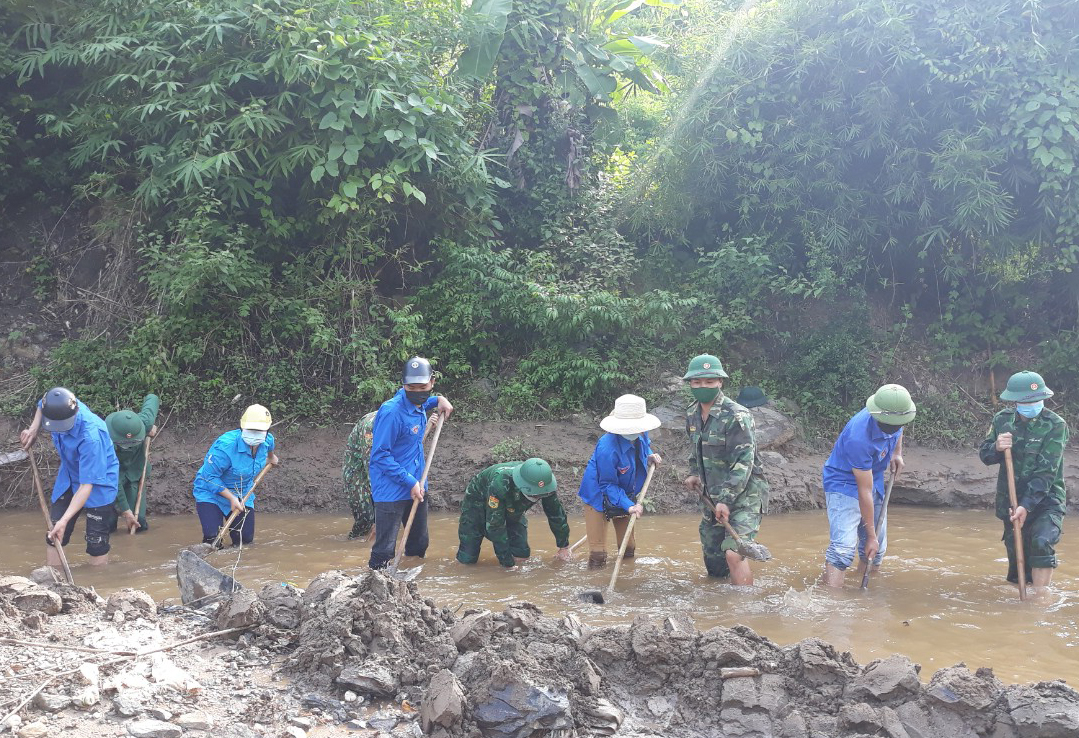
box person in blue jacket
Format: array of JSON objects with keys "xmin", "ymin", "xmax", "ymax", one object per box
[
  {"xmin": 578, "ymin": 394, "xmax": 662, "ymax": 568},
  {"xmin": 20, "ymin": 387, "xmax": 120, "ymax": 568},
  {"xmin": 368, "ymin": 356, "xmax": 454, "ymax": 570},
  {"xmin": 192, "ymin": 404, "xmax": 279, "ymax": 547}
]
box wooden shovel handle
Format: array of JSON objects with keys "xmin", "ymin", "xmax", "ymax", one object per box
[
  {"xmin": 389, "ymin": 413, "xmax": 445, "ymax": 574},
  {"xmin": 28, "ymin": 449, "xmax": 75, "ymax": 585},
  {"xmin": 1004, "ymin": 448, "xmax": 1027, "ymax": 601},
  {"xmin": 605, "ymin": 462, "xmax": 656, "ymax": 595},
  {"xmin": 130, "ymin": 435, "xmax": 152, "ymax": 535},
  {"xmin": 210, "ymin": 462, "xmax": 273, "ymax": 549}
]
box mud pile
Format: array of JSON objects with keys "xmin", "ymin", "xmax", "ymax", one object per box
[{"xmin": 285, "ymin": 571, "xmax": 1079, "ymax": 738}]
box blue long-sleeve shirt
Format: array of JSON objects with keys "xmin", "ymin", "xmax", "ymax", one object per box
[
  {"xmin": 369, "ymin": 389, "xmax": 439, "ymax": 502},
  {"xmin": 192, "ymin": 429, "xmax": 276, "ymax": 515},
  {"xmin": 578, "ymin": 432, "xmax": 653, "ymax": 513},
  {"xmin": 822, "ymin": 408, "xmax": 901, "ymax": 499},
  {"xmin": 50, "ymin": 400, "xmax": 119, "ymax": 508}
]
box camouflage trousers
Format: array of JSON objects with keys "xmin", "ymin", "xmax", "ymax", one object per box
[
  {"xmin": 343, "ymin": 458, "xmax": 374, "ymax": 539},
  {"xmin": 110, "ymin": 476, "xmax": 149, "ymax": 533},
  {"xmin": 456, "ymin": 490, "xmax": 529, "ymax": 565},
  {"xmin": 699, "ymin": 475, "xmax": 768, "ymax": 578},
  {"xmin": 1003, "ymin": 506, "xmax": 1064, "ymax": 581}
]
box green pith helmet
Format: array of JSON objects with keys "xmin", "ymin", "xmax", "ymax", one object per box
[
  {"xmin": 105, "ymin": 410, "xmax": 146, "ymax": 445},
  {"xmin": 865, "ymin": 384, "xmax": 917, "ymax": 426},
  {"xmin": 1000, "ymin": 370, "xmax": 1053, "ymax": 403},
  {"xmin": 736, "ymin": 386, "xmax": 768, "ymax": 408},
  {"xmin": 512, "ymin": 458, "xmax": 557, "ymax": 499},
  {"xmin": 683, "ymin": 354, "xmax": 729, "ymax": 380}
]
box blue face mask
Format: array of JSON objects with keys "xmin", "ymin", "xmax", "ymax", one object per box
[
  {"xmin": 241, "ymin": 429, "xmax": 267, "ymax": 446},
  {"xmin": 1016, "ymin": 401, "xmax": 1044, "ymax": 419},
  {"xmin": 620, "ymin": 433, "xmax": 640, "ymax": 442}
]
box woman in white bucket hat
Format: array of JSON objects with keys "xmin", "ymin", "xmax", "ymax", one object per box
[{"xmin": 577, "ymin": 394, "xmax": 663, "ymax": 568}]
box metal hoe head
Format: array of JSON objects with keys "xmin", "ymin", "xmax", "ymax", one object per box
[
  {"xmin": 579, "ymin": 589, "xmax": 606, "ymax": 605},
  {"xmin": 738, "ymin": 539, "xmax": 772, "ymax": 562}
]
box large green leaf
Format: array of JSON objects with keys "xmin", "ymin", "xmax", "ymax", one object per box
[
  {"xmin": 601, "ymin": 35, "xmax": 668, "ymax": 59},
  {"xmin": 573, "ymin": 60, "xmax": 617, "ymax": 98},
  {"xmin": 456, "ymin": 0, "xmax": 513, "ymax": 80}
]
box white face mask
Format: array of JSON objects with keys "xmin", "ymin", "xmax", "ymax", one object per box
[
  {"xmin": 620, "ymin": 433, "xmax": 640, "ymax": 442},
  {"xmin": 241, "ymin": 429, "xmax": 267, "ymax": 446}
]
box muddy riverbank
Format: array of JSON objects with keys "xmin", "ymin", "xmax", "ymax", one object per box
[{"xmin": 2, "ymin": 567, "xmax": 1078, "ymax": 738}]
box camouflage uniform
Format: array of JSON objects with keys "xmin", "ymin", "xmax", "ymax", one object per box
[
  {"xmin": 979, "ymin": 407, "xmax": 1068, "ymax": 582},
  {"xmin": 112, "ymin": 394, "xmax": 159, "ymax": 532},
  {"xmin": 456, "ymin": 462, "xmax": 571, "ymax": 567},
  {"xmin": 687, "ymin": 394, "xmax": 769, "ymax": 578},
  {"xmin": 343, "ymin": 411, "xmax": 377, "ymax": 539}
]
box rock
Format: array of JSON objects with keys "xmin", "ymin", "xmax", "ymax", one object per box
[
  {"xmin": 787, "ymin": 638, "xmax": 857, "ymax": 686},
  {"xmin": 0, "ymin": 576, "xmax": 62, "ymax": 616},
  {"xmin": 16, "ymin": 722, "xmax": 49, "ymax": 738},
  {"xmin": 421, "ymin": 670, "xmax": 466, "ymax": 732},
  {"xmin": 33, "ymin": 692, "xmax": 71, "ymax": 712},
  {"xmin": 215, "ymin": 588, "xmax": 265, "ymax": 630},
  {"xmin": 257, "ymin": 582, "xmax": 303, "ymax": 629},
  {"xmin": 72, "ymin": 685, "xmax": 100, "ymax": 708},
  {"xmin": 722, "ymin": 674, "xmax": 789, "ymax": 714},
  {"xmin": 473, "ymin": 677, "xmax": 572, "ymax": 738},
  {"xmin": 1004, "ymin": 681, "xmax": 1079, "ymax": 737},
  {"xmin": 105, "ymin": 589, "xmax": 157, "ymax": 621},
  {"xmin": 368, "ymin": 717, "xmax": 397, "ymax": 731},
  {"xmin": 126, "ymin": 719, "xmax": 182, "ymax": 738},
  {"xmin": 837, "ymin": 702, "xmax": 883, "ymax": 733},
  {"xmin": 147, "ymin": 708, "xmax": 172, "ymax": 722},
  {"xmin": 175, "ymin": 548, "xmax": 242, "ymax": 607},
  {"xmin": 301, "ymin": 694, "xmax": 347, "ymax": 723},
  {"xmin": 699, "ymin": 626, "xmax": 757, "ymax": 666},
  {"xmin": 283, "ymin": 728, "xmax": 306, "ymax": 738},
  {"xmin": 449, "ymin": 610, "xmax": 493, "ymax": 651},
  {"xmin": 337, "ymin": 663, "xmax": 399, "ymax": 697},
  {"xmin": 28, "ymin": 567, "xmax": 60, "ymax": 586},
  {"xmin": 287, "ymin": 716, "xmax": 313, "ymax": 729},
  {"xmin": 343, "ymin": 691, "xmax": 358, "ymax": 703},
  {"xmin": 176, "ymin": 711, "xmax": 213, "ymax": 730},
  {"xmin": 2, "ymin": 715, "xmax": 20, "ymax": 734},
  {"xmin": 150, "ymin": 653, "xmax": 201, "ymax": 694},
  {"xmin": 112, "ymin": 690, "xmax": 144, "ymax": 717},
  {"xmin": 847, "ymin": 655, "xmax": 921, "ymax": 703},
  {"xmin": 501, "ymin": 603, "xmax": 542, "ymax": 632},
  {"xmin": 748, "ymin": 405, "xmax": 797, "ymax": 450},
  {"xmin": 79, "ymin": 662, "xmax": 100, "ymax": 686},
  {"xmin": 578, "ymin": 699, "xmax": 624, "ymax": 736}
]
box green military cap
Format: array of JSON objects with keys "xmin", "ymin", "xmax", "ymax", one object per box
[
  {"xmin": 735, "ymin": 386, "xmax": 768, "ymax": 408},
  {"xmin": 106, "ymin": 410, "xmax": 146, "ymax": 445},
  {"xmin": 999, "ymin": 370, "xmax": 1053, "ymax": 403},
  {"xmin": 683, "ymin": 354, "xmax": 729, "ymax": 380},
  {"xmin": 512, "ymin": 458, "xmax": 557, "ymax": 499},
  {"xmin": 866, "ymin": 384, "xmax": 917, "ymax": 426}
]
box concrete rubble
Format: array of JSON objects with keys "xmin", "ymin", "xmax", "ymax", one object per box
[{"xmin": 0, "ymin": 569, "xmax": 1077, "ymax": 738}]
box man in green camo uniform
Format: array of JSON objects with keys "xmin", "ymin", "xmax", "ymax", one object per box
[
  {"xmin": 979, "ymin": 370, "xmax": 1068, "ymax": 590},
  {"xmin": 682, "ymin": 354, "xmax": 769, "ymax": 585},
  {"xmin": 105, "ymin": 394, "xmax": 160, "ymax": 534},
  {"xmin": 456, "ymin": 458, "xmax": 573, "ymax": 568},
  {"xmin": 343, "ymin": 411, "xmax": 377, "ymax": 540}
]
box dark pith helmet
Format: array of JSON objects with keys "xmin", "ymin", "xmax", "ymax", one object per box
[
  {"xmin": 736, "ymin": 386, "xmax": 768, "ymax": 408},
  {"xmin": 682, "ymin": 354, "xmax": 728, "ymax": 380},
  {"xmin": 512, "ymin": 458, "xmax": 557, "ymax": 499},
  {"xmin": 999, "ymin": 370, "xmax": 1053, "ymax": 403},
  {"xmin": 41, "ymin": 387, "xmax": 78, "ymax": 433},
  {"xmin": 402, "ymin": 356, "xmax": 433, "ymax": 385},
  {"xmin": 106, "ymin": 410, "xmax": 146, "ymax": 445}
]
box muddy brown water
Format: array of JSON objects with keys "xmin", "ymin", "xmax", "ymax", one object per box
[{"xmin": 2, "ymin": 508, "xmax": 1076, "ymax": 686}]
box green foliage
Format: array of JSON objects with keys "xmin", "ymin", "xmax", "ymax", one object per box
[{"xmin": 490, "ymin": 437, "xmax": 537, "ymax": 462}]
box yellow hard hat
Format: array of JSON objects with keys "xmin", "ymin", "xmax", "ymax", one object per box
[{"xmin": 240, "ymin": 404, "xmax": 272, "ymax": 430}]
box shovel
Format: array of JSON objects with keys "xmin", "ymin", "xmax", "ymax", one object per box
[
  {"xmin": 208, "ymin": 463, "xmax": 273, "ymax": 550},
  {"xmin": 387, "ymin": 412, "xmax": 445, "ymax": 577},
  {"xmin": 28, "ymin": 448, "xmax": 75, "ymax": 585},
  {"xmin": 129, "ymin": 435, "xmax": 152, "ymax": 535},
  {"xmin": 699, "ymin": 490, "xmax": 772, "ymax": 562},
  {"xmin": 861, "ymin": 468, "xmax": 897, "ymax": 590},
  {"xmin": 1004, "ymin": 448, "xmax": 1027, "ymax": 601},
  {"xmin": 579, "ymin": 461, "xmax": 655, "ymax": 604}
]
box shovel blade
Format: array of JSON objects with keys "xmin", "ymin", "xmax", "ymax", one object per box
[
  {"xmin": 394, "ymin": 565, "xmax": 424, "ymax": 582},
  {"xmin": 739, "ymin": 541, "xmax": 772, "ymax": 562},
  {"xmin": 579, "ymin": 590, "xmax": 605, "ymax": 604}
]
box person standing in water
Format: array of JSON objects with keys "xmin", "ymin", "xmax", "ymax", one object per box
[
  {"xmin": 979, "ymin": 371, "xmax": 1067, "ymax": 590},
  {"xmin": 21, "ymin": 387, "xmax": 119, "ymax": 568},
  {"xmin": 105, "ymin": 393, "xmax": 160, "ymax": 534},
  {"xmin": 343, "ymin": 410, "xmax": 377, "ymax": 540},
  {"xmin": 820, "ymin": 384, "xmax": 914, "ymax": 588},
  {"xmin": 682, "ymin": 354, "xmax": 769, "ymax": 585},
  {"xmin": 368, "ymin": 356, "xmax": 454, "ymax": 570},
  {"xmin": 192, "ymin": 404, "xmax": 279, "ymax": 547},
  {"xmin": 578, "ymin": 394, "xmax": 662, "ymax": 568}
]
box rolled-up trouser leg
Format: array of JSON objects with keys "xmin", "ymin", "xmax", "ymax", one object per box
[{"xmin": 584, "ymin": 506, "xmax": 608, "ymax": 568}]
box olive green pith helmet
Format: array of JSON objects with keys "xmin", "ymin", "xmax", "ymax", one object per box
[
  {"xmin": 106, "ymin": 410, "xmax": 146, "ymax": 445},
  {"xmin": 512, "ymin": 458, "xmax": 557, "ymax": 499},
  {"xmin": 865, "ymin": 384, "xmax": 917, "ymax": 426},
  {"xmin": 1000, "ymin": 370, "xmax": 1053, "ymax": 403},
  {"xmin": 683, "ymin": 354, "xmax": 728, "ymax": 380}
]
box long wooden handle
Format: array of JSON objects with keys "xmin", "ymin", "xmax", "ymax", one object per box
[
  {"xmin": 605, "ymin": 462, "xmax": 656, "ymax": 595},
  {"xmin": 568, "ymin": 535, "xmax": 588, "ymax": 553},
  {"xmin": 1004, "ymin": 448, "xmax": 1027, "ymax": 601},
  {"xmin": 130, "ymin": 436, "xmax": 152, "ymax": 535},
  {"xmin": 861, "ymin": 469, "xmax": 897, "ymax": 590},
  {"xmin": 28, "ymin": 448, "xmax": 75, "ymax": 584},
  {"xmin": 389, "ymin": 413, "xmax": 445, "ymax": 574},
  {"xmin": 210, "ymin": 462, "xmax": 273, "ymax": 549}
]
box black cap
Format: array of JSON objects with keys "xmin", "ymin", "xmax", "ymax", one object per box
[
  {"xmin": 41, "ymin": 387, "xmax": 78, "ymax": 432},
  {"xmin": 402, "ymin": 356, "xmax": 433, "ymax": 384}
]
